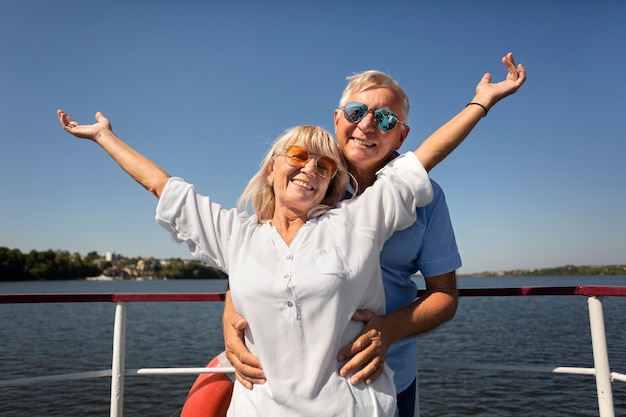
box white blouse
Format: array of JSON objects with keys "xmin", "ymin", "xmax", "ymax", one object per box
[{"xmin": 156, "ymin": 151, "xmax": 433, "ymax": 417}]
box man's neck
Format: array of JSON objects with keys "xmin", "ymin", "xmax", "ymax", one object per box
[{"xmin": 347, "ymin": 152, "xmax": 399, "ymax": 195}]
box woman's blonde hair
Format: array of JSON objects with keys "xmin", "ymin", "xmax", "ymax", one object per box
[
  {"xmin": 237, "ymin": 125, "xmax": 349, "ymax": 221},
  {"xmin": 339, "ymin": 70, "xmax": 410, "ymax": 120}
]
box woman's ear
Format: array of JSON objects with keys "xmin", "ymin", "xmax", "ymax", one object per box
[{"xmin": 266, "ymin": 159, "xmax": 276, "ymax": 187}]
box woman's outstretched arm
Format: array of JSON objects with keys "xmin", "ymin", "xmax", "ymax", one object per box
[{"xmin": 57, "ymin": 110, "xmax": 171, "ymax": 198}]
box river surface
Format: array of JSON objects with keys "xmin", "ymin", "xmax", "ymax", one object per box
[{"xmin": 1, "ymin": 276, "xmax": 625, "ymax": 416}]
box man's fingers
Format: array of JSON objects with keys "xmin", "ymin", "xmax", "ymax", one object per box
[
  {"xmin": 235, "ymin": 372, "xmax": 254, "ymax": 390},
  {"xmin": 338, "ymin": 332, "xmax": 382, "ymax": 376},
  {"xmin": 235, "ymin": 351, "xmax": 266, "ymax": 381},
  {"xmin": 227, "ymin": 352, "xmax": 266, "ymax": 387},
  {"xmin": 236, "ymin": 364, "xmax": 267, "ymax": 384},
  {"xmin": 337, "ymin": 331, "xmax": 371, "ymax": 362},
  {"xmin": 349, "ymin": 354, "xmax": 384, "ymax": 385}
]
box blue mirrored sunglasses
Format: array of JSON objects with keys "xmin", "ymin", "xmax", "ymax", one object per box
[{"xmin": 341, "ymin": 102, "xmax": 406, "ymax": 132}]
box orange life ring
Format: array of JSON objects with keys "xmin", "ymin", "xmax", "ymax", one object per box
[{"xmin": 181, "ymin": 353, "xmax": 234, "ymax": 417}]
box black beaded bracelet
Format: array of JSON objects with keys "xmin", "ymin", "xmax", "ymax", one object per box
[{"xmin": 466, "ymin": 102, "xmax": 488, "ymax": 117}]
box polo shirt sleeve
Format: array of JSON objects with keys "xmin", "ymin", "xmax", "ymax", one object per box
[{"xmin": 416, "ymin": 181, "xmax": 462, "ymax": 277}]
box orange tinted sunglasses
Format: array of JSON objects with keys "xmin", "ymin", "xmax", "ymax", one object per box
[{"xmin": 282, "ymin": 145, "xmax": 338, "ymax": 179}]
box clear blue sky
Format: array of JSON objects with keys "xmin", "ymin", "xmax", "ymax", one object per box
[{"xmin": 1, "ymin": 1, "xmax": 624, "ymax": 274}]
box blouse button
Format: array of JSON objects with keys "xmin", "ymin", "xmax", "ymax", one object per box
[
  {"xmin": 286, "ymin": 254, "xmax": 293, "ymax": 260},
  {"xmin": 286, "ymin": 301, "xmax": 294, "ymax": 307},
  {"xmin": 283, "ymin": 274, "xmax": 289, "ymax": 279}
]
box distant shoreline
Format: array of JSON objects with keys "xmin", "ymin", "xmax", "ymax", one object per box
[
  {"xmin": 458, "ymin": 265, "xmax": 626, "ymax": 278},
  {"xmin": 2, "ymin": 245, "xmax": 624, "ymax": 281}
]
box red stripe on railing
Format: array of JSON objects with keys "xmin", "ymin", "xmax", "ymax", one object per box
[
  {"xmin": 421, "ymin": 286, "xmax": 626, "ymax": 298},
  {"xmin": 0, "ymin": 292, "xmax": 226, "ymax": 304},
  {"xmin": 574, "ymin": 286, "xmax": 626, "ymax": 297},
  {"xmin": 111, "ymin": 293, "xmax": 226, "ymax": 302},
  {"xmin": 1, "ymin": 286, "xmax": 625, "ymax": 304},
  {"xmin": 455, "ymin": 287, "xmax": 579, "ymax": 297}
]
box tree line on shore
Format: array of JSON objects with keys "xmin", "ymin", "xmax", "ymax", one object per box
[
  {"xmin": 1, "ymin": 246, "xmax": 624, "ymax": 282},
  {"xmin": 464, "ymin": 264, "xmax": 626, "ymax": 277},
  {"xmin": 0, "ymin": 247, "xmax": 226, "ymax": 281}
]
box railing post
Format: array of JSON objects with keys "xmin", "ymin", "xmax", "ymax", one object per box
[
  {"xmin": 110, "ymin": 301, "xmax": 127, "ymax": 417},
  {"xmin": 414, "ymin": 370, "xmax": 420, "ymax": 417},
  {"xmin": 588, "ymin": 296, "xmax": 614, "ymax": 417}
]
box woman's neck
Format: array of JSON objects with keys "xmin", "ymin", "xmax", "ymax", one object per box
[{"xmin": 270, "ymin": 212, "xmax": 307, "ymax": 246}]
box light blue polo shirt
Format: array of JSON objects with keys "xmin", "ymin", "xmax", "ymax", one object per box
[{"xmin": 379, "ymin": 179, "xmax": 461, "ymax": 392}]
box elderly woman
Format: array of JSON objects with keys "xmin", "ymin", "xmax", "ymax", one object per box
[{"xmin": 56, "ymin": 53, "xmax": 523, "ymax": 416}]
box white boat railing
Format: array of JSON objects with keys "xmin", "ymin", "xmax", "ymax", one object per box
[{"xmin": 1, "ymin": 286, "xmax": 625, "ymax": 417}]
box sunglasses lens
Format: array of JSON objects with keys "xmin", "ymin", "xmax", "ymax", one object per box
[
  {"xmin": 285, "ymin": 146, "xmax": 309, "ymax": 167},
  {"xmin": 374, "ymin": 109, "xmax": 398, "ymax": 132},
  {"xmin": 284, "ymin": 146, "xmax": 337, "ymax": 178},
  {"xmin": 316, "ymin": 157, "xmax": 338, "ymax": 179},
  {"xmin": 343, "ymin": 103, "xmax": 367, "ymax": 123}
]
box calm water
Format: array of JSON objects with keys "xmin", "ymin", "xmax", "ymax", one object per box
[{"xmin": 1, "ymin": 276, "xmax": 625, "ymax": 416}]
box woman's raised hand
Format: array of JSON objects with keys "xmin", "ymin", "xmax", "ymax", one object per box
[{"xmin": 57, "ymin": 110, "xmax": 111, "ymax": 142}]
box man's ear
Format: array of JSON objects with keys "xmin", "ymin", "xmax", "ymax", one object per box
[
  {"xmin": 395, "ymin": 125, "xmax": 410, "ymax": 150},
  {"xmin": 333, "ymin": 108, "xmax": 342, "ymax": 132}
]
